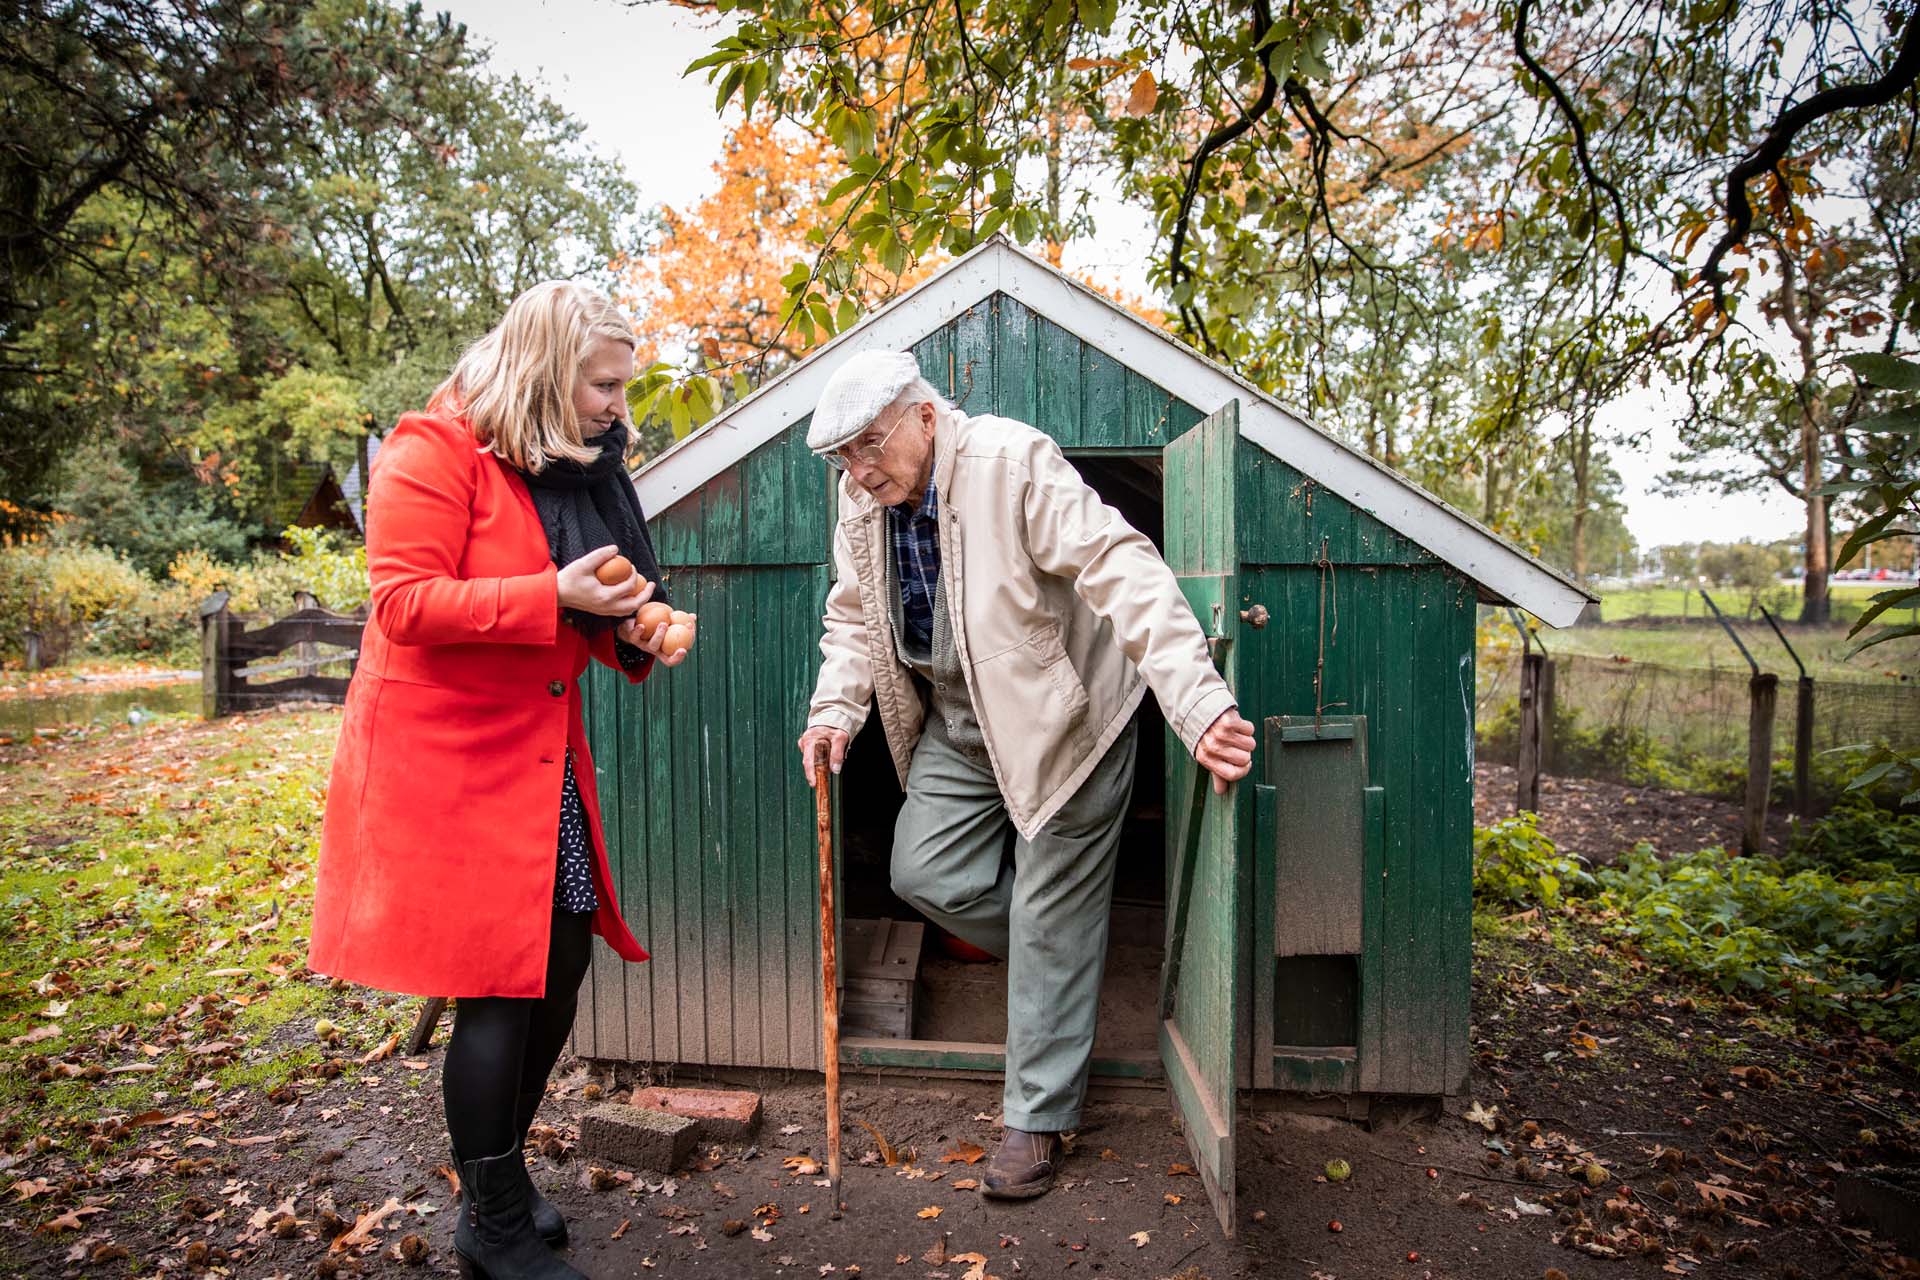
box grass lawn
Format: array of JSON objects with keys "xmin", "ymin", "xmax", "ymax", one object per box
[
  {"xmin": 1541, "ymin": 617, "xmax": 1916, "ymax": 682},
  {"xmin": 1598, "ymin": 580, "xmax": 1916, "ymax": 628},
  {"xmin": 0, "ymin": 705, "xmax": 414, "ymax": 1164}
]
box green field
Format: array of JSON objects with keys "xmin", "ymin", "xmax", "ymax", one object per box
[
  {"xmin": 1540, "ymin": 618, "xmax": 1914, "ymax": 682},
  {"xmin": 1596, "ymin": 581, "xmax": 1915, "ymax": 629}
]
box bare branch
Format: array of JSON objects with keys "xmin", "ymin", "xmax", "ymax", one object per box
[{"xmin": 1701, "ymin": 12, "xmax": 1920, "ymax": 304}]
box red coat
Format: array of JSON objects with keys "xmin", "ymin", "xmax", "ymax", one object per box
[{"xmin": 309, "ymin": 411, "xmax": 650, "ymax": 998}]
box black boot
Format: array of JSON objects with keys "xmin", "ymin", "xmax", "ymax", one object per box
[
  {"xmin": 454, "ymin": 1149, "xmax": 586, "ymax": 1280},
  {"xmin": 514, "ymin": 1089, "xmax": 568, "ymax": 1246}
]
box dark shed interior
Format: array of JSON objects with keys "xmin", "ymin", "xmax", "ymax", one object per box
[{"xmin": 834, "ymin": 454, "xmax": 1169, "ymax": 1057}]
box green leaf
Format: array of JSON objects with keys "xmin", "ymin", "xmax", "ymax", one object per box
[
  {"xmin": 1851, "ymin": 407, "xmax": 1920, "ymax": 436},
  {"xmin": 1846, "ymin": 621, "xmax": 1920, "ymax": 657},
  {"xmin": 1834, "ymin": 507, "xmax": 1904, "ymax": 568},
  {"xmin": 823, "ymin": 171, "xmax": 869, "ymax": 205},
  {"xmin": 1840, "ymin": 353, "xmax": 1920, "ymax": 391},
  {"xmin": 1843, "ymin": 584, "xmax": 1920, "ymax": 638}
]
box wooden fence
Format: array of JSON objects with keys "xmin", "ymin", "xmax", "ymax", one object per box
[{"xmin": 199, "ymin": 591, "xmax": 365, "ymax": 718}]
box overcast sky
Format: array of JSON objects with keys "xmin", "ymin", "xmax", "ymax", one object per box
[{"xmin": 438, "ymin": 0, "xmax": 1804, "ymax": 553}]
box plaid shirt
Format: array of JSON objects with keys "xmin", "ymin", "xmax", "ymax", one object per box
[{"xmin": 888, "ymin": 481, "xmax": 940, "ymax": 650}]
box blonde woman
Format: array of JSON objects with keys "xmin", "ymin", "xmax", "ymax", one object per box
[{"xmin": 310, "ymin": 281, "xmax": 691, "ymax": 1280}]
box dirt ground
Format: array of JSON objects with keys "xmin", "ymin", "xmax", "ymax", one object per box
[
  {"xmin": 1473, "ymin": 761, "xmax": 1799, "ymax": 862},
  {"xmin": 2, "ymin": 723, "xmax": 1915, "ymax": 1279},
  {"xmin": 4, "ymin": 951, "xmax": 1915, "ymax": 1280}
]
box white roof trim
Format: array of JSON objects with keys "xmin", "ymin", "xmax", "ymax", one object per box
[{"xmin": 632, "ymin": 237, "xmax": 1594, "ymax": 626}]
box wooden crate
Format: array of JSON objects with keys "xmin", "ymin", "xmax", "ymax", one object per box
[{"xmin": 839, "ymin": 918, "xmax": 924, "ymax": 1040}]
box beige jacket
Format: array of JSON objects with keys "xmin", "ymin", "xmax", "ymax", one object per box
[{"xmin": 806, "ymin": 408, "xmax": 1237, "ymax": 838}]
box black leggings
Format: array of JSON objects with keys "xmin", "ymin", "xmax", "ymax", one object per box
[{"xmin": 443, "ymin": 907, "xmax": 594, "ymax": 1161}]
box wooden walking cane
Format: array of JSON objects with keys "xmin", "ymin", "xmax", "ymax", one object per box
[{"xmin": 813, "ymin": 745, "xmax": 845, "ymax": 1212}]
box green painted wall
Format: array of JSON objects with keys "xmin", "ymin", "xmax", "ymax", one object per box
[{"xmin": 581, "ymin": 290, "xmax": 1474, "ymax": 1094}]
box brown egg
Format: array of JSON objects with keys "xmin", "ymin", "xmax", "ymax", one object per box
[
  {"xmin": 594, "ymin": 554, "xmax": 634, "ymax": 586},
  {"xmin": 669, "ymin": 609, "xmax": 695, "ymax": 626},
  {"xmin": 635, "ymin": 601, "xmax": 674, "ymax": 634},
  {"xmin": 661, "ymin": 623, "xmax": 693, "ymax": 656}
]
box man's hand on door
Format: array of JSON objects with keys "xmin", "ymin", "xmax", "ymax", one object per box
[{"xmin": 1195, "ymin": 708, "xmax": 1257, "ymax": 795}]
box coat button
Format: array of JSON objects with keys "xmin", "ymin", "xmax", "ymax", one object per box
[{"xmin": 548, "ymin": 680, "xmax": 565, "ymax": 697}]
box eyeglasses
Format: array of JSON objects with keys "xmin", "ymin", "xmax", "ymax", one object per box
[{"xmin": 825, "ymin": 413, "xmax": 906, "ymax": 471}]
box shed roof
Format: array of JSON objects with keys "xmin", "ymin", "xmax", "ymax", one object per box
[{"xmin": 632, "ymin": 236, "xmax": 1594, "ymax": 626}]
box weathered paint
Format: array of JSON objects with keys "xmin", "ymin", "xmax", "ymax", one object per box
[
  {"xmin": 1161, "ymin": 401, "xmax": 1243, "ymax": 1237},
  {"xmin": 576, "ymin": 563, "xmax": 831, "ymax": 1069},
  {"xmin": 582, "ymin": 291, "xmax": 1475, "ymax": 1102}
]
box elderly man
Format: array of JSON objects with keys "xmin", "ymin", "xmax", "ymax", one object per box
[{"xmin": 796, "ymin": 350, "xmax": 1256, "ymax": 1200}]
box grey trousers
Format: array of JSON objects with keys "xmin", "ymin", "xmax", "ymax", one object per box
[{"xmin": 890, "ymin": 719, "xmax": 1138, "ymax": 1132}]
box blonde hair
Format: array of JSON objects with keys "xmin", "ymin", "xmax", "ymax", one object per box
[{"xmin": 428, "ymin": 280, "xmax": 636, "ymax": 472}]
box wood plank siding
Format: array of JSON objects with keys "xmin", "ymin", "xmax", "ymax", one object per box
[{"xmin": 581, "ymin": 291, "xmax": 1473, "ymax": 1095}]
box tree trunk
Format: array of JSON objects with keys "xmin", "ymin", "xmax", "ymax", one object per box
[
  {"xmin": 1570, "ymin": 418, "xmax": 1592, "ymax": 581},
  {"xmin": 1801, "ymin": 412, "xmax": 1830, "ymax": 623},
  {"xmin": 1775, "ymin": 244, "xmax": 1831, "ymax": 626}
]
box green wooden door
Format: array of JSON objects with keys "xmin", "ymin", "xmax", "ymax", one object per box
[{"xmin": 1160, "ymin": 400, "xmax": 1246, "ymax": 1237}]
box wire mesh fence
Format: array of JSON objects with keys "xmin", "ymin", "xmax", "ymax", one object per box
[{"xmin": 1477, "ymin": 648, "xmax": 1920, "ymax": 796}]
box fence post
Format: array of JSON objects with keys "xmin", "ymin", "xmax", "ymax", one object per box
[
  {"xmin": 1517, "ymin": 650, "xmax": 1544, "ymax": 813},
  {"xmin": 1794, "ymin": 676, "xmax": 1814, "ymax": 817},
  {"xmin": 199, "ymin": 592, "xmax": 232, "ymax": 720},
  {"xmin": 1758, "ymin": 606, "xmax": 1816, "ymax": 819},
  {"xmin": 22, "ymin": 629, "xmax": 41, "ymax": 672},
  {"xmin": 292, "ymin": 591, "xmax": 320, "ymax": 678},
  {"xmin": 1744, "ymin": 673, "xmax": 1779, "ymax": 855},
  {"xmin": 1538, "ymin": 655, "xmax": 1558, "ymax": 774}
]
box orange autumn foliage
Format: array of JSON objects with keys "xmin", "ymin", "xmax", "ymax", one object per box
[{"xmin": 618, "ymin": 120, "xmax": 938, "ymax": 377}]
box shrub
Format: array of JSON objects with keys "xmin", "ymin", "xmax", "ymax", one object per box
[
  {"xmin": 1595, "ymin": 844, "xmax": 1920, "ymax": 1055},
  {"xmin": 1782, "ymin": 796, "xmax": 1920, "ymax": 879},
  {"xmin": 0, "ymin": 542, "xmax": 195, "ymax": 665},
  {"xmin": 1472, "ymin": 812, "xmax": 1595, "ymax": 910},
  {"xmin": 173, "ymin": 527, "xmax": 368, "ymax": 618}
]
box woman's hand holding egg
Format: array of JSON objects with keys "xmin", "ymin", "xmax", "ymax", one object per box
[
  {"xmin": 558, "ymin": 546, "xmax": 652, "ymax": 617},
  {"xmin": 618, "ymin": 601, "xmax": 696, "ymax": 666}
]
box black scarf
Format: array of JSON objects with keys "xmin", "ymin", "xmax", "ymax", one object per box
[{"xmin": 515, "ymin": 421, "xmax": 668, "ymax": 636}]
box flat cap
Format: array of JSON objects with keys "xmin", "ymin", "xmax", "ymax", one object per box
[{"xmin": 806, "ymin": 350, "xmax": 924, "ymax": 454}]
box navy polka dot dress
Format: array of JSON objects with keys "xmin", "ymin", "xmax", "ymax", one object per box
[{"xmin": 553, "ymin": 749, "xmax": 598, "ymax": 914}]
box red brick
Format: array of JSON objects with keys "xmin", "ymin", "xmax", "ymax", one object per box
[{"xmin": 626, "ymin": 1086, "xmax": 761, "ymax": 1142}]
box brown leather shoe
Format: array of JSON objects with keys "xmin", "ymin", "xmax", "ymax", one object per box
[{"xmin": 980, "ymin": 1128, "xmax": 1061, "ymax": 1200}]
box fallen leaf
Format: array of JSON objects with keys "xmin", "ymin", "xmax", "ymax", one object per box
[
  {"xmin": 1168, "ymin": 1162, "xmax": 1196, "ymax": 1177},
  {"xmin": 856, "ymin": 1119, "xmax": 906, "ymax": 1167},
  {"xmin": 1129, "ymin": 1230, "xmax": 1150, "ymax": 1248},
  {"xmin": 922, "ymin": 1235, "xmax": 948, "ymax": 1265},
  {"xmin": 331, "ymin": 1197, "xmax": 403, "ymax": 1252},
  {"xmin": 950, "ymin": 1251, "xmax": 990, "ymax": 1280},
  {"xmin": 916, "ymin": 1205, "xmax": 943, "ymax": 1219},
  {"xmin": 360, "ymin": 1032, "xmax": 400, "ymax": 1064},
  {"xmin": 940, "ymin": 1141, "xmax": 987, "ymax": 1165},
  {"xmin": 782, "ymin": 1155, "xmax": 822, "ymax": 1176},
  {"xmin": 1513, "ymin": 1196, "xmax": 1551, "ymax": 1215},
  {"xmin": 1693, "ymin": 1180, "xmax": 1756, "ymax": 1207},
  {"xmin": 751, "ymin": 1227, "xmax": 774, "ymax": 1242},
  {"xmin": 39, "ymin": 1206, "xmax": 103, "ymax": 1233},
  {"xmin": 779, "ymin": 1124, "xmax": 804, "ymax": 1136},
  {"xmin": 10, "ymin": 1178, "xmax": 54, "ymax": 1201},
  {"xmin": 952, "ymin": 1179, "xmax": 979, "ymax": 1191},
  {"xmin": 1163, "ymin": 1193, "xmax": 1183, "ymax": 1205},
  {"xmin": 1464, "ymin": 1100, "xmax": 1499, "ymax": 1131}
]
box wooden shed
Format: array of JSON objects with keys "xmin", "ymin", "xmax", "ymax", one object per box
[{"xmin": 576, "ymin": 237, "xmax": 1588, "ymax": 1231}]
